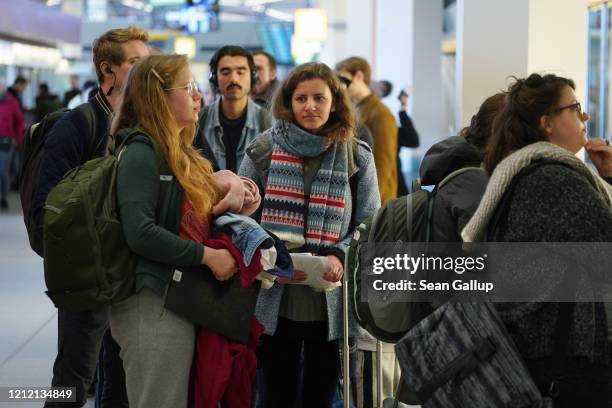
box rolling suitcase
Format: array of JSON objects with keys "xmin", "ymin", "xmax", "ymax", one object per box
[{"xmin": 342, "ymin": 257, "xmax": 410, "ymax": 408}]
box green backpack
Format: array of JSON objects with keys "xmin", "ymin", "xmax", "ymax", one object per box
[
  {"xmin": 346, "ymin": 166, "xmax": 483, "ymax": 343},
  {"xmin": 42, "ymin": 129, "xmax": 144, "ymax": 311}
]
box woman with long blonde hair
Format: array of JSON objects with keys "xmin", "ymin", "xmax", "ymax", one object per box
[{"xmin": 109, "ymin": 53, "xmax": 237, "ymax": 408}]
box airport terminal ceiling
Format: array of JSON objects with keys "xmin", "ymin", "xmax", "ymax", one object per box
[{"xmin": 34, "ymin": 0, "xmax": 310, "ymax": 22}]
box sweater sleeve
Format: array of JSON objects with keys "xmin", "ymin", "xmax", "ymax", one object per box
[
  {"xmin": 116, "ymin": 141, "xmax": 203, "ymax": 266},
  {"xmin": 398, "ymin": 111, "xmax": 419, "ymax": 148},
  {"xmin": 237, "ymin": 150, "xmax": 266, "ymax": 223}
]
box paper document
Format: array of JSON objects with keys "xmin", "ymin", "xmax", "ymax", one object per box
[{"xmin": 289, "ymin": 253, "xmax": 341, "ymax": 291}]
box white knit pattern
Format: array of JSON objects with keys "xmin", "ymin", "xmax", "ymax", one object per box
[{"xmin": 461, "ymin": 142, "xmax": 612, "ymax": 243}]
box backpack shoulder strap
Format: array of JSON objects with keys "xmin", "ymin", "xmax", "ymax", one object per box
[
  {"xmin": 73, "ymin": 103, "xmax": 100, "ymax": 158},
  {"xmin": 349, "ymin": 140, "xmax": 360, "ymax": 230},
  {"xmin": 436, "ymin": 166, "xmax": 484, "ymax": 190}
]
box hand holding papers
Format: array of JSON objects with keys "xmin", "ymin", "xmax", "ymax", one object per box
[{"xmin": 289, "ymin": 253, "xmax": 342, "ymax": 291}]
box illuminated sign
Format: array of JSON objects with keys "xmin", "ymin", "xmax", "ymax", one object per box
[{"xmin": 164, "ymin": 1, "xmax": 219, "ymax": 33}]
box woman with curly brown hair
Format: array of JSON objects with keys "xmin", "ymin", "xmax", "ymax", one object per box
[{"xmin": 239, "ymin": 62, "xmax": 381, "ymax": 407}]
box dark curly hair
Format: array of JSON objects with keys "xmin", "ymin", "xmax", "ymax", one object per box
[
  {"xmin": 483, "ymin": 73, "xmax": 575, "ymax": 174},
  {"xmin": 459, "ymin": 92, "xmax": 506, "ymax": 156}
]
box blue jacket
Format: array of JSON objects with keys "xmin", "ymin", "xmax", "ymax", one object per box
[
  {"xmin": 238, "ymin": 130, "xmax": 381, "ymax": 340},
  {"xmin": 213, "ymin": 212, "xmax": 274, "ymax": 266},
  {"xmin": 194, "ymin": 98, "xmax": 272, "ymax": 171}
]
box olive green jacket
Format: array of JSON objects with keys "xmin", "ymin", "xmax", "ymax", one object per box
[{"xmin": 115, "ymin": 128, "xmax": 203, "ymax": 296}]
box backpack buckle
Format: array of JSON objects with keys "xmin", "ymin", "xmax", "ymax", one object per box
[{"xmin": 548, "ymin": 379, "xmax": 560, "ymax": 398}]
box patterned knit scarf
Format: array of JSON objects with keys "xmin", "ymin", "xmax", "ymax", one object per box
[
  {"xmin": 260, "ymin": 121, "xmax": 349, "ymax": 252},
  {"xmin": 462, "ymin": 141, "xmax": 612, "ymax": 243}
]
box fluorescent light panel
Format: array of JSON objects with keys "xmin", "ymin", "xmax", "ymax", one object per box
[{"xmin": 265, "ymin": 8, "xmax": 293, "ymax": 21}]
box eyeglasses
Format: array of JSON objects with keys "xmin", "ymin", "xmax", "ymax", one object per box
[
  {"xmin": 164, "ymin": 81, "xmax": 200, "ymax": 98},
  {"xmin": 556, "ymin": 102, "xmax": 582, "ymax": 116},
  {"xmin": 338, "ymin": 76, "xmax": 352, "ymax": 87}
]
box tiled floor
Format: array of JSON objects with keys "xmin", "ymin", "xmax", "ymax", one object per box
[{"xmin": 0, "ymin": 193, "xmax": 94, "ymax": 408}]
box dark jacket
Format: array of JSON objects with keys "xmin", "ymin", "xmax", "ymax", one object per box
[
  {"xmin": 35, "ymin": 94, "xmax": 63, "ymax": 122},
  {"xmin": 396, "ymin": 111, "xmax": 420, "ymax": 195},
  {"xmin": 489, "ymin": 162, "xmax": 612, "ymax": 362},
  {"xmin": 115, "ymin": 129, "xmax": 203, "ymax": 296},
  {"xmin": 63, "ymin": 87, "xmax": 81, "ymax": 107},
  {"xmin": 420, "ymin": 136, "xmax": 488, "ymax": 242},
  {"xmin": 32, "ymin": 90, "xmax": 113, "ymax": 234},
  {"xmin": 398, "ymin": 110, "xmax": 419, "ymax": 148}
]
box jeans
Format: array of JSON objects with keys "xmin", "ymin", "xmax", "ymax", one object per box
[
  {"xmin": 44, "ymin": 308, "xmax": 128, "ymax": 407},
  {"xmin": 259, "ymin": 317, "xmax": 340, "ymax": 408},
  {"xmin": 9, "ymin": 143, "xmax": 21, "ymax": 189},
  {"xmin": 95, "ymin": 331, "xmax": 128, "ymax": 408},
  {"xmin": 213, "ymin": 213, "xmax": 273, "ymax": 266},
  {"xmin": 0, "ymin": 148, "xmax": 11, "ymax": 201}
]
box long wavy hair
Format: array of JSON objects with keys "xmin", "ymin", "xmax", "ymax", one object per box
[
  {"xmin": 484, "ymin": 73, "xmax": 575, "ymax": 174},
  {"xmin": 112, "ymin": 54, "xmax": 221, "ymax": 216},
  {"xmin": 272, "ymin": 62, "xmax": 355, "ymax": 144}
]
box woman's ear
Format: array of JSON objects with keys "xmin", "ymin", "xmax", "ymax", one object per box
[{"xmin": 539, "ymin": 114, "xmax": 553, "ymax": 136}]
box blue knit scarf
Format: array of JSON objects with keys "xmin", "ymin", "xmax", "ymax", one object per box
[{"xmin": 260, "ymin": 120, "xmax": 348, "ymax": 252}]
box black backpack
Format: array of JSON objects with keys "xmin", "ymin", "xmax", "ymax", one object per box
[
  {"xmin": 19, "ymin": 104, "xmax": 97, "ymax": 257},
  {"xmin": 345, "ymin": 166, "xmax": 482, "ymax": 343}
]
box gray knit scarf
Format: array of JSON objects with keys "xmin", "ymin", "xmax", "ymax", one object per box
[{"xmin": 462, "ymin": 141, "xmax": 612, "ymax": 243}]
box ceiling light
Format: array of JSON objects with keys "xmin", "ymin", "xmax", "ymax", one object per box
[
  {"xmin": 265, "ymin": 8, "xmax": 293, "ymax": 22},
  {"xmin": 245, "ymin": 0, "xmax": 283, "ymax": 6},
  {"xmin": 122, "ymin": 0, "xmax": 146, "ymax": 10},
  {"xmin": 294, "ymin": 8, "xmax": 328, "ymax": 41},
  {"xmin": 175, "ymin": 37, "xmax": 196, "ymax": 59}
]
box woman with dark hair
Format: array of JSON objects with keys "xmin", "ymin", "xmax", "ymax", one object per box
[
  {"xmin": 463, "ymin": 74, "xmax": 612, "ymax": 406},
  {"xmin": 239, "ymin": 62, "xmax": 380, "ymax": 407},
  {"xmin": 420, "ymin": 92, "xmax": 505, "ymax": 242}
]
